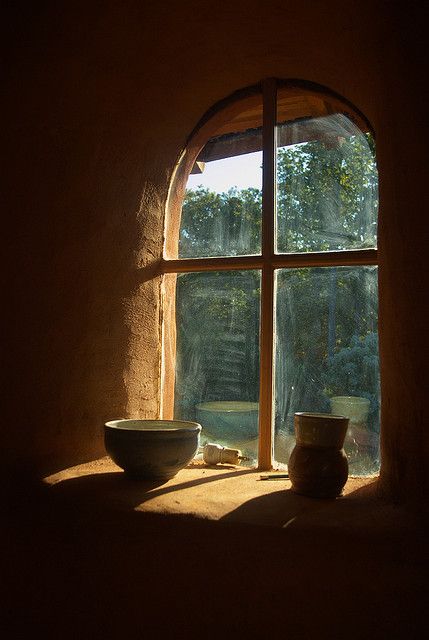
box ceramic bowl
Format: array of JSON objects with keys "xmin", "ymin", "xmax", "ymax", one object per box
[
  {"xmin": 195, "ymin": 401, "xmax": 259, "ymax": 441},
  {"xmin": 330, "ymin": 395, "xmax": 371, "ymax": 424},
  {"xmin": 104, "ymin": 419, "xmax": 201, "ymax": 479}
]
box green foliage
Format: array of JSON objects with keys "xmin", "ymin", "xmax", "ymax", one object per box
[
  {"xmin": 175, "ymin": 126, "xmax": 380, "ymax": 440},
  {"xmin": 180, "ymin": 133, "xmax": 377, "ymax": 258},
  {"xmin": 274, "ymin": 266, "xmax": 378, "ymax": 429},
  {"xmin": 180, "ymin": 186, "xmax": 261, "ymax": 257},
  {"xmin": 276, "ymin": 133, "xmax": 378, "ymax": 251},
  {"xmin": 174, "ymin": 271, "xmax": 260, "ymax": 419}
]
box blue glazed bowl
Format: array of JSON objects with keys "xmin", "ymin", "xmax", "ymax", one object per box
[
  {"xmin": 195, "ymin": 401, "xmax": 259, "ymax": 441},
  {"xmin": 104, "ymin": 419, "xmax": 201, "ymax": 479}
]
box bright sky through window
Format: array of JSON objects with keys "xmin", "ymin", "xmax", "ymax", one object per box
[{"xmin": 187, "ymin": 151, "xmax": 263, "ymax": 193}]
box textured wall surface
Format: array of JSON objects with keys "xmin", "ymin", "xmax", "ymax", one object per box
[
  {"xmin": 4, "ymin": 1, "xmax": 428, "ymax": 504},
  {"xmin": 3, "ymin": 2, "xmax": 429, "ymax": 638}
]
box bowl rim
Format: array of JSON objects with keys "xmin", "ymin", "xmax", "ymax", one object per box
[
  {"xmin": 105, "ymin": 419, "xmax": 202, "ymax": 433},
  {"xmin": 330, "ymin": 395, "xmax": 371, "ymax": 404},
  {"xmin": 195, "ymin": 401, "xmax": 259, "ymax": 413}
]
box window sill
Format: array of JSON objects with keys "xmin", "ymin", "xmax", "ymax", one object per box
[
  {"xmin": 7, "ymin": 457, "xmax": 425, "ymax": 640},
  {"xmin": 43, "ymin": 456, "xmax": 413, "ymax": 539}
]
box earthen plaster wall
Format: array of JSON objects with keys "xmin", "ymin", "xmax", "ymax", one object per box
[
  {"xmin": 4, "ymin": 1, "xmax": 428, "ymax": 508},
  {"xmin": 4, "ymin": 3, "xmax": 429, "ymax": 639}
]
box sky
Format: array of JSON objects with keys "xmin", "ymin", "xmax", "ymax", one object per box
[{"xmin": 186, "ymin": 150, "xmax": 263, "ymax": 193}]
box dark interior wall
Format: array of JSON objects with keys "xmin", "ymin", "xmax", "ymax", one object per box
[{"xmin": 3, "ymin": 1, "xmax": 428, "ymax": 504}]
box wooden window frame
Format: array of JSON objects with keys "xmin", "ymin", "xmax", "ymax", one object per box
[{"xmin": 159, "ymin": 78, "xmax": 378, "ymax": 470}]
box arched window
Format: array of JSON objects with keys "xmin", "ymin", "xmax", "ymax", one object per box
[{"xmin": 161, "ymin": 79, "xmax": 379, "ymax": 474}]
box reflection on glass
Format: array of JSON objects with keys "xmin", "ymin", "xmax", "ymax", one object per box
[
  {"xmin": 276, "ymin": 114, "xmax": 378, "ymax": 253},
  {"xmin": 174, "ymin": 270, "xmax": 261, "ymax": 464},
  {"xmin": 274, "ymin": 266, "xmax": 380, "ymax": 476},
  {"xmin": 179, "ymin": 127, "xmax": 263, "ymax": 258}
]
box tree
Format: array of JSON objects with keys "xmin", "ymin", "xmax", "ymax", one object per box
[
  {"xmin": 174, "ymin": 270, "xmax": 260, "ymax": 420},
  {"xmin": 179, "ymin": 186, "xmax": 261, "ymax": 258},
  {"xmin": 276, "ymin": 133, "xmax": 378, "ymax": 252}
]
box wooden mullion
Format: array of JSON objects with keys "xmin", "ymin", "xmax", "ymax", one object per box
[
  {"xmin": 159, "ymin": 248, "xmax": 377, "ymax": 275},
  {"xmin": 271, "ymin": 248, "xmax": 378, "ymax": 269},
  {"xmin": 157, "ymin": 249, "xmax": 378, "ymax": 273},
  {"xmin": 258, "ymin": 78, "xmax": 277, "ymax": 470},
  {"xmin": 262, "ymin": 78, "xmax": 277, "ymax": 259},
  {"xmin": 258, "ymin": 264, "xmax": 275, "ymax": 469},
  {"xmin": 159, "ymin": 255, "xmax": 263, "ymax": 273}
]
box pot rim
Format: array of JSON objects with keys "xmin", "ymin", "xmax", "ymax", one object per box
[{"xmin": 295, "ymin": 411, "xmax": 348, "ymax": 421}]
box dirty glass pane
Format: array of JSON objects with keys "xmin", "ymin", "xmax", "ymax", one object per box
[
  {"xmin": 276, "ymin": 113, "xmax": 378, "ymax": 253},
  {"xmin": 174, "ymin": 270, "xmax": 260, "ymax": 464},
  {"xmin": 274, "ymin": 266, "xmax": 380, "ymax": 476},
  {"xmin": 178, "ymin": 126, "xmax": 263, "ymax": 258}
]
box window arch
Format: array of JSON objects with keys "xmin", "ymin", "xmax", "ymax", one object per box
[{"xmin": 161, "ymin": 79, "xmax": 379, "ymax": 473}]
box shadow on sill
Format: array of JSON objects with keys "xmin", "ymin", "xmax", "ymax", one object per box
[
  {"xmin": 8, "ymin": 463, "xmax": 424, "ymax": 553},
  {"xmin": 219, "ymin": 479, "xmax": 386, "ymax": 529},
  {"xmin": 39, "ymin": 464, "xmax": 410, "ymax": 533},
  {"xmin": 42, "ymin": 466, "xmax": 256, "ymax": 512}
]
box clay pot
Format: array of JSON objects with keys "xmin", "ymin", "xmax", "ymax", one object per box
[{"xmin": 288, "ymin": 412, "xmax": 349, "ymax": 498}]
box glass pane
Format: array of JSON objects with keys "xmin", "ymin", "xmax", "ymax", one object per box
[
  {"xmin": 179, "ymin": 127, "xmax": 263, "ymax": 258},
  {"xmin": 174, "ymin": 270, "xmax": 261, "ymax": 464},
  {"xmin": 276, "ymin": 113, "xmax": 378, "ymax": 253},
  {"xmin": 274, "ymin": 266, "xmax": 380, "ymax": 476}
]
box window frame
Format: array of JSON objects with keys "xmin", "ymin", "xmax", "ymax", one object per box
[{"xmin": 160, "ymin": 78, "xmax": 378, "ymax": 470}]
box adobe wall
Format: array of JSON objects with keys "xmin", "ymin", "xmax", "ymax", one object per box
[{"xmin": 4, "ymin": 1, "xmax": 428, "ymax": 505}]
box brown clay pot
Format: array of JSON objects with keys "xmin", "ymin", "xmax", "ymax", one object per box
[{"xmin": 288, "ymin": 412, "xmax": 349, "ymax": 498}]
